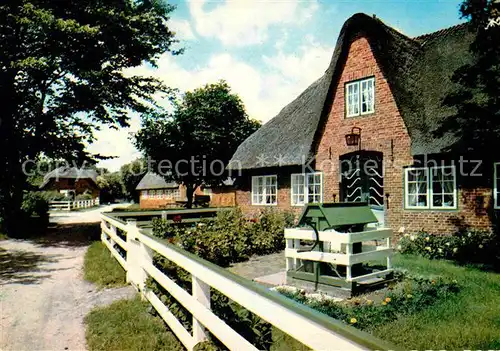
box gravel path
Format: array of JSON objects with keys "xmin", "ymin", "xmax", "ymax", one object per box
[{"xmin": 0, "ymin": 205, "xmax": 135, "ymax": 351}]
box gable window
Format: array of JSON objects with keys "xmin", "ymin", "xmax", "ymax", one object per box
[
  {"xmin": 291, "ymin": 172, "xmax": 323, "ymax": 206},
  {"xmin": 252, "ymin": 175, "xmax": 277, "ymax": 205},
  {"xmin": 404, "ymin": 166, "xmax": 457, "ymax": 210},
  {"xmin": 346, "ymin": 77, "xmax": 375, "ymax": 117},
  {"xmin": 494, "ymin": 163, "xmax": 500, "ymax": 209}
]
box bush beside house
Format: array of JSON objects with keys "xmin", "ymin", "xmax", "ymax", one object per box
[
  {"xmin": 152, "ymin": 208, "xmax": 294, "ymax": 267},
  {"xmin": 398, "ymin": 229, "xmax": 500, "ymax": 270}
]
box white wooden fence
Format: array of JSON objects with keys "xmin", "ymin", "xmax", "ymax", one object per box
[
  {"xmin": 285, "ymin": 227, "xmax": 393, "ymax": 282},
  {"xmin": 49, "ymin": 198, "xmax": 99, "ymax": 211},
  {"xmin": 100, "ymin": 213, "xmax": 394, "ymax": 351}
]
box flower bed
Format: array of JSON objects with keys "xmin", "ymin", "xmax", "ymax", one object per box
[{"xmin": 277, "ymin": 271, "xmax": 459, "ymax": 332}]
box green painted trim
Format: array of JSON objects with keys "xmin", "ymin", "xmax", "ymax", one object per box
[
  {"xmin": 107, "ymin": 207, "xmax": 223, "ymax": 218},
  {"xmin": 139, "ymin": 230, "xmax": 400, "ymax": 351},
  {"xmin": 286, "ymin": 271, "xmax": 353, "ymax": 289}
]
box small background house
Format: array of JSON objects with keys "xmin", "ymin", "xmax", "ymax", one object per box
[
  {"xmin": 136, "ymin": 172, "xmax": 237, "ymax": 209},
  {"xmin": 136, "ymin": 172, "xmax": 185, "ymax": 209},
  {"xmin": 40, "ymin": 167, "xmax": 100, "ymax": 200}
]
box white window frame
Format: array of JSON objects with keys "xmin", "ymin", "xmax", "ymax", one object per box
[
  {"xmin": 346, "ymin": 77, "xmax": 375, "ymax": 117},
  {"xmin": 404, "ymin": 166, "xmax": 457, "ymax": 210},
  {"xmin": 173, "ymin": 188, "xmax": 181, "ymax": 200},
  {"xmin": 494, "ymin": 163, "xmax": 500, "ymax": 210},
  {"xmin": 291, "ymin": 172, "xmax": 323, "ymax": 206},
  {"xmin": 251, "ymin": 175, "xmax": 278, "ymax": 206},
  {"xmin": 141, "ymin": 190, "xmax": 148, "ymax": 199}
]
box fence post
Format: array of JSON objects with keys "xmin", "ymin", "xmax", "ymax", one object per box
[
  {"xmin": 126, "ymin": 219, "xmax": 137, "ymax": 285},
  {"xmin": 386, "ymin": 236, "xmax": 392, "ymax": 270},
  {"xmin": 109, "ymin": 224, "xmax": 117, "ymax": 257},
  {"xmin": 139, "ymin": 234, "xmax": 153, "ymax": 296},
  {"xmin": 192, "ymin": 276, "xmax": 210, "ymax": 345},
  {"xmin": 161, "ymin": 211, "xmax": 167, "ymax": 220},
  {"xmin": 346, "ymin": 243, "xmax": 353, "ymax": 281}
]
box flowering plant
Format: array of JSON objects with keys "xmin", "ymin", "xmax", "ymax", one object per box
[{"xmin": 398, "ymin": 229, "xmax": 499, "ymax": 268}]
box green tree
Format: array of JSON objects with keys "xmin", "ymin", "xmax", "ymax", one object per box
[
  {"xmin": 97, "ymin": 172, "xmax": 124, "ymax": 204},
  {"xmin": 0, "ymin": 0, "xmax": 180, "ymax": 234},
  {"xmin": 120, "ymin": 158, "xmax": 147, "ymax": 202},
  {"xmin": 134, "ymin": 81, "xmax": 261, "ymax": 208},
  {"xmin": 436, "ymin": 0, "xmax": 500, "ymax": 157}
]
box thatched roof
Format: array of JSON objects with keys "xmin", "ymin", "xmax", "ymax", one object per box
[
  {"xmin": 228, "ymin": 13, "xmax": 473, "ymax": 170},
  {"xmin": 135, "ymin": 172, "xmax": 179, "ymax": 190},
  {"xmin": 40, "ymin": 167, "xmax": 98, "ymax": 188}
]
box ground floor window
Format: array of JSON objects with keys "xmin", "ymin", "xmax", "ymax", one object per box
[
  {"xmin": 494, "ymin": 163, "xmax": 500, "ymax": 209},
  {"xmin": 141, "ymin": 190, "xmax": 148, "ymax": 199},
  {"xmin": 404, "ymin": 166, "xmax": 457, "ymax": 210},
  {"xmin": 291, "ymin": 172, "xmax": 323, "ymax": 206},
  {"xmin": 252, "ymin": 175, "xmax": 277, "ymax": 205}
]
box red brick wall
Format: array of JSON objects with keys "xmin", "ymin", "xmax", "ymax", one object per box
[
  {"xmin": 138, "ymin": 186, "xmax": 210, "ymax": 209},
  {"xmin": 210, "ymin": 188, "xmax": 236, "ymax": 207},
  {"xmin": 139, "ymin": 186, "xmax": 186, "ymax": 209},
  {"xmin": 234, "ymin": 34, "xmax": 495, "ymax": 235}
]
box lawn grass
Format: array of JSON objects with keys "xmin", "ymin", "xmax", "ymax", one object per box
[
  {"xmin": 371, "ymin": 254, "xmax": 500, "ymax": 349},
  {"xmin": 84, "ymin": 241, "xmax": 127, "ymax": 288},
  {"xmin": 85, "ymin": 296, "xmax": 183, "ymax": 351}
]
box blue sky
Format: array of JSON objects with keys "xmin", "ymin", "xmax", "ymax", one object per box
[{"xmin": 89, "ymin": 0, "xmax": 465, "ymax": 171}]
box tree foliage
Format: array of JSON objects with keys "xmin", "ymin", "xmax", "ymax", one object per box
[
  {"xmin": 134, "ymin": 81, "xmax": 261, "ymax": 207},
  {"xmin": 436, "ymin": 0, "xmax": 500, "ymax": 157},
  {"xmin": 120, "ymin": 158, "xmax": 147, "ymax": 202},
  {"xmin": 97, "ymin": 172, "xmax": 125, "ymax": 203},
  {"xmin": 0, "ymin": 0, "xmax": 179, "ymax": 233}
]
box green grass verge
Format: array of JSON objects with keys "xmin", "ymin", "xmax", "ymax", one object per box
[
  {"xmin": 371, "ymin": 254, "xmax": 500, "ymax": 349},
  {"xmin": 85, "ymin": 296, "xmax": 183, "ymax": 351},
  {"xmin": 84, "ymin": 241, "xmax": 127, "ymax": 289}
]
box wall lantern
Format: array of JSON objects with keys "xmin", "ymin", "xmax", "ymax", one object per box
[{"xmin": 345, "ymin": 127, "xmax": 362, "ymax": 149}]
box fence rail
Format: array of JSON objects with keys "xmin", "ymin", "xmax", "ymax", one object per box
[
  {"xmin": 49, "ymin": 198, "xmax": 100, "ymax": 211},
  {"xmin": 100, "ymin": 212, "xmax": 395, "ymax": 351}
]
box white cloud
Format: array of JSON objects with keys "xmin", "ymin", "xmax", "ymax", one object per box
[
  {"xmin": 169, "ymin": 19, "xmax": 196, "ymax": 41},
  {"xmin": 87, "ymin": 114, "xmax": 142, "ymax": 172},
  {"xmin": 188, "ymin": 0, "xmax": 319, "ymax": 46},
  {"xmin": 89, "ymin": 35, "xmax": 332, "ymax": 171}
]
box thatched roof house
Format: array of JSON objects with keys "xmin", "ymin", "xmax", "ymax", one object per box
[
  {"xmin": 40, "ymin": 167, "xmax": 100, "ymax": 199},
  {"xmin": 226, "ymin": 13, "xmax": 498, "ymax": 236}
]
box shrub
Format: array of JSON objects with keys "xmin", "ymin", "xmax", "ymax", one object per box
[
  {"xmin": 76, "ymin": 193, "xmax": 94, "ymax": 200},
  {"xmin": 152, "ymin": 208, "xmax": 295, "ymax": 267},
  {"xmin": 39, "ymin": 190, "xmax": 68, "ymax": 201},
  {"xmin": 249, "ymin": 209, "xmax": 295, "ymax": 256},
  {"xmin": 398, "ymin": 229, "xmax": 500, "ymax": 268},
  {"xmin": 21, "ymin": 191, "xmax": 49, "ymax": 219}
]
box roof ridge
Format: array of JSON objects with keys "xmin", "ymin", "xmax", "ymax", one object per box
[{"xmin": 413, "ymin": 22, "xmax": 468, "ymax": 42}]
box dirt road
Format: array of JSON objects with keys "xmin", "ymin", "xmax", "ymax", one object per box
[{"xmin": 0, "ymin": 205, "xmax": 134, "ymax": 351}]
